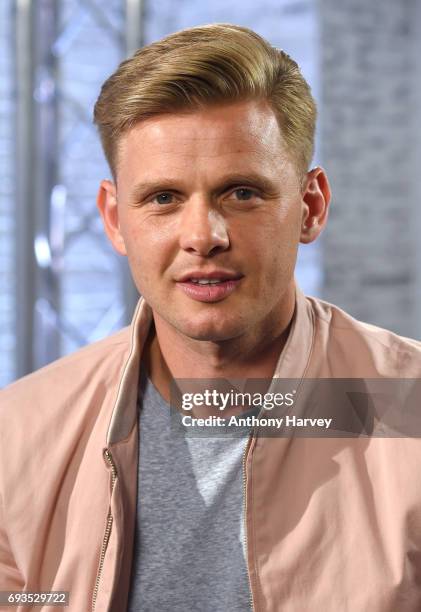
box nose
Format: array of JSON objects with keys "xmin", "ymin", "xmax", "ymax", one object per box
[{"xmin": 178, "ymin": 198, "xmax": 230, "ymax": 256}]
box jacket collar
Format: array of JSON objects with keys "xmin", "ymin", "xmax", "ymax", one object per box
[
  {"xmin": 106, "ymin": 297, "xmax": 153, "ymax": 445},
  {"xmin": 271, "ymin": 283, "xmax": 315, "ymax": 381},
  {"xmin": 106, "ymin": 282, "xmax": 315, "ymax": 445}
]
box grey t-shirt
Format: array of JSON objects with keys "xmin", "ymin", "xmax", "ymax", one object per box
[{"xmin": 126, "ymin": 370, "xmax": 253, "ymax": 611}]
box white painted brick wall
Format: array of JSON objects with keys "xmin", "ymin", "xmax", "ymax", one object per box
[{"xmin": 320, "ymin": 0, "xmax": 420, "ymax": 338}]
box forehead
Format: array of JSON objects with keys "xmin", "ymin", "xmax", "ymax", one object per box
[{"xmin": 116, "ymin": 100, "xmax": 291, "ymax": 181}]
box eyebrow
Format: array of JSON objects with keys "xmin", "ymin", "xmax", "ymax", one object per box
[{"xmin": 129, "ymin": 172, "xmax": 277, "ymax": 202}]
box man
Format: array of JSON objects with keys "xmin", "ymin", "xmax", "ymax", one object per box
[{"xmin": 1, "ymin": 23, "xmax": 421, "ymax": 612}]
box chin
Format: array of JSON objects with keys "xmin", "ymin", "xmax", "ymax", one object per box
[
  {"xmin": 184, "ymin": 330, "xmax": 235, "ymax": 342},
  {"xmin": 176, "ymin": 315, "xmax": 244, "ymax": 343}
]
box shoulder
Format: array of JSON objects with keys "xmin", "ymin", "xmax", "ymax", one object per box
[
  {"xmin": 306, "ymin": 295, "xmax": 421, "ymax": 377},
  {"xmin": 0, "ymin": 326, "xmax": 131, "ymax": 425},
  {"xmin": 0, "ymin": 327, "xmax": 133, "ymax": 505},
  {"xmin": 0, "ymin": 329, "xmax": 134, "ymax": 565}
]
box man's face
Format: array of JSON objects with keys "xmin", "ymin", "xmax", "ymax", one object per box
[{"xmin": 99, "ymin": 100, "xmax": 323, "ymax": 342}]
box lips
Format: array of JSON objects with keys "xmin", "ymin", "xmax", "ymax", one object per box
[
  {"xmin": 177, "ymin": 270, "xmax": 243, "ymax": 283},
  {"xmin": 176, "ymin": 270, "xmax": 243, "ymax": 303}
]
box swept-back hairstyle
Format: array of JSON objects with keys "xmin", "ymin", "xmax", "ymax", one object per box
[{"xmin": 93, "ymin": 23, "xmax": 316, "ymax": 180}]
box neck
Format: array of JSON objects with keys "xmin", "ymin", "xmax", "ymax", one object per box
[{"xmin": 143, "ymin": 287, "xmax": 296, "ymax": 404}]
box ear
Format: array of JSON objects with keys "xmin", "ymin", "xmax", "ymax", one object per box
[
  {"xmin": 96, "ymin": 179, "xmax": 127, "ymax": 256},
  {"xmin": 299, "ymin": 167, "xmax": 331, "ymax": 244}
]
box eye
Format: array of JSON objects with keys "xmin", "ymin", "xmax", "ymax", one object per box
[
  {"xmin": 153, "ymin": 192, "xmax": 174, "ymax": 205},
  {"xmin": 231, "ymin": 188, "xmax": 257, "ymax": 201}
]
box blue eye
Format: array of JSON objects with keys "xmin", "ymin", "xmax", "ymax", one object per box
[
  {"xmin": 234, "ymin": 188, "xmax": 255, "ymax": 201},
  {"xmin": 155, "ymin": 192, "xmax": 173, "ymax": 205}
]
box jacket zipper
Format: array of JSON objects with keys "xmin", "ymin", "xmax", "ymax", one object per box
[
  {"xmin": 92, "ymin": 448, "xmax": 118, "ymax": 611},
  {"xmin": 242, "ymin": 432, "xmax": 255, "ymax": 611}
]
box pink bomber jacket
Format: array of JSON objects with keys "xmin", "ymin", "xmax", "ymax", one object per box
[{"xmin": 1, "ymin": 285, "xmax": 421, "ymax": 611}]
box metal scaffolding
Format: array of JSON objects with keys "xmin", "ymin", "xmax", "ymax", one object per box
[{"xmin": 12, "ymin": 0, "xmax": 143, "ymax": 380}]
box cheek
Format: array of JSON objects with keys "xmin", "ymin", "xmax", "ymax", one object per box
[
  {"xmin": 122, "ymin": 220, "xmax": 175, "ymax": 289},
  {"xmin": 243, "ymin": 207, "xmax": 300, "ymax": 258},
  {"xmin": 120, "ymin": 213, "xmax": 161, "ymax": 258},
  {"xmin": 244, "ymin": 210, "xmax": 300, "ymax": 284}
]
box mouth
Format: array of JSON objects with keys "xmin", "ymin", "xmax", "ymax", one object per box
[{"xmin": 176, "ymin": 274, "xmax": 243, "ymax": 303}]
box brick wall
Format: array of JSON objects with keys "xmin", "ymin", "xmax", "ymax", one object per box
[{"xmin": 320, "ymin": 0, "xmax": 421, "ymax": 338}]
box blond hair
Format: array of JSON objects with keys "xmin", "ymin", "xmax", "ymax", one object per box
[{"xmin": 93, "ymin": 23, "xmax": 316, "ymax": 180}]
